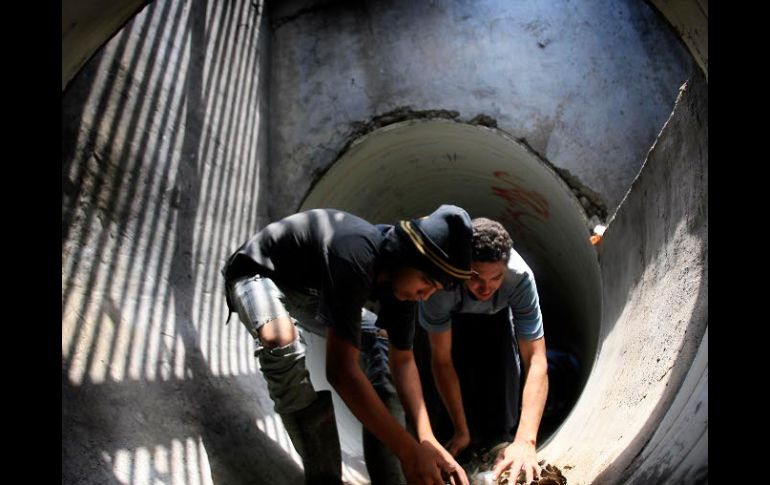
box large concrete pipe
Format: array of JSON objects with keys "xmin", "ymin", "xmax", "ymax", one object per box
[
  {"xmin": 62, "ymin": 0, "xmax": 706, "ymax": 483},
  {"xmin": 296, "ymin": 118, "xmax": 601, "ymax": 477},
  {"xmin": 298, "ymin": 83, "xmax": 707, "ymax": 483}
]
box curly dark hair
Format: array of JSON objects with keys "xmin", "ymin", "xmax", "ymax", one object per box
[{"xmin": 471, "ymin": 217, "xmax": 512, "ymax": 262}]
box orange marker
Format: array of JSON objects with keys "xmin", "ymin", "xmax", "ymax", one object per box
[{"xmin": 590, "ymin": 224, "xmax": 607, "ymax": 245}]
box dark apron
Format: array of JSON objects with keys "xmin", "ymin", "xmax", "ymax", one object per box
[{"xmin": 414, "ymin": 308, "xmax": 522, "ymax": 450}]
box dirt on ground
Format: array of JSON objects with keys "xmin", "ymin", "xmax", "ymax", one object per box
[{"xmin": 462, "ymin": 443, "xmax": 569, "ymax": 485}]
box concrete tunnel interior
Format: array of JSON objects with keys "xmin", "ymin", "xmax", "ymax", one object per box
[
  {"xmin": 299, "ymin": 118, "xmax": 601, "ymax": 436},
  {"xmin": 62, "ymin": 1, "xmax": 708, "ymax": 484}
]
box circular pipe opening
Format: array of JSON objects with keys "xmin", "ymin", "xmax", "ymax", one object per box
[{"xmin": 299, "ymin": 119, "xmax": 601, "ymax": 454}]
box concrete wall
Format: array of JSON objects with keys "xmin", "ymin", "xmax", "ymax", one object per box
[
  {"xmin": 62, "ymin": 0, "xmax": 707, "ymax": 483},
  {"xmin": 63, "ymin": 0, "xmax": 148, "ymax": 91},
  {"xmin": 650, "ymin": 0, "xmax": 708, "ymax": 80},
  {"xmin": 267, "ymin": 0, "xmax": 694, "ymax": 221},
  {"xmin": 61, "ymin": 1, "xmax": 302, "ymax": 483},
  {"xmin": 539, "ymin": 72, "xmax": 708, "ymax": 484}
]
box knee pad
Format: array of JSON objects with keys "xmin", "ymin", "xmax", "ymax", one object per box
[{"xmin": 229, "ymin": 275, "xmax": 291, "ymax": 339}]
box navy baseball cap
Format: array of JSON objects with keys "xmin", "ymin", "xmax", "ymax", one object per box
[{"xmin": 396, "ymin": 204, "xmax": 473, "ymax": 289}]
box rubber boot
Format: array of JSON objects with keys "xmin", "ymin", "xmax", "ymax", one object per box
[{"xmin": 280, "ymin": 390, "xmax": 343, "ymax": 484}]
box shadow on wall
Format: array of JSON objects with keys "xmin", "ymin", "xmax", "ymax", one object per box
[{"xmin": 61, "ymin": 0, "xmax": 304, "ymax": 483}]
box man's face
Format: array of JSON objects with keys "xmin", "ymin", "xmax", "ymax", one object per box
[
  {"xmin": 391, "ymin": 267, "xmax": 443, "ymax": 301},
  {"xmin": 466, "ymin": 260, "xmax": 507, "ymax": 301}
]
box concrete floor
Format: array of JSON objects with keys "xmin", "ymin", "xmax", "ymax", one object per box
[{"xmin": 62, "ymin": 1, "xmax": 707, "ymax": 483}]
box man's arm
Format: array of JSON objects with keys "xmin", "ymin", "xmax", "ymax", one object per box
[
  {"xmin": 388, "ymin": 344, "xmax": 470, "ymax": 485},
  {"xmin": 492, "ymin": 336, "xmax": 549, "ymax": 483},
  {"xmin": 325, "ymin": 327, "xmax": 460, "ymax": 485},
  {"xmin": 428, "ymin": 329, "xmax": 470, "ymax": 456}
]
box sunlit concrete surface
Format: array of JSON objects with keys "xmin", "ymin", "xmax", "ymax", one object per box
[
  {"xmin": 536, "ymin": 74, "xmax": 707, "ymax": 484},
  {"xmin": 62, "ymin": 0, "xmax": 707, "ymax": 483}
]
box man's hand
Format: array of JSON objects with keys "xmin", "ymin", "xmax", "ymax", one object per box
[
  {"xmin": 444, "ymin": 429, "xmax": 471, "ymax": 457},
  {"xmin": 491, "ymin": 439, "xmax": 541, "ymax": 483},
  {"xmin": 399, "ymin": 441, "xmax": 446, "ymax": 485},
  {"xmin": 421, "ymin": 438, "xmax": 470, "ymax": 485},
  {"xmin": 399, "ymin": 439, "xmax": 470, "ymax": 485}
]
